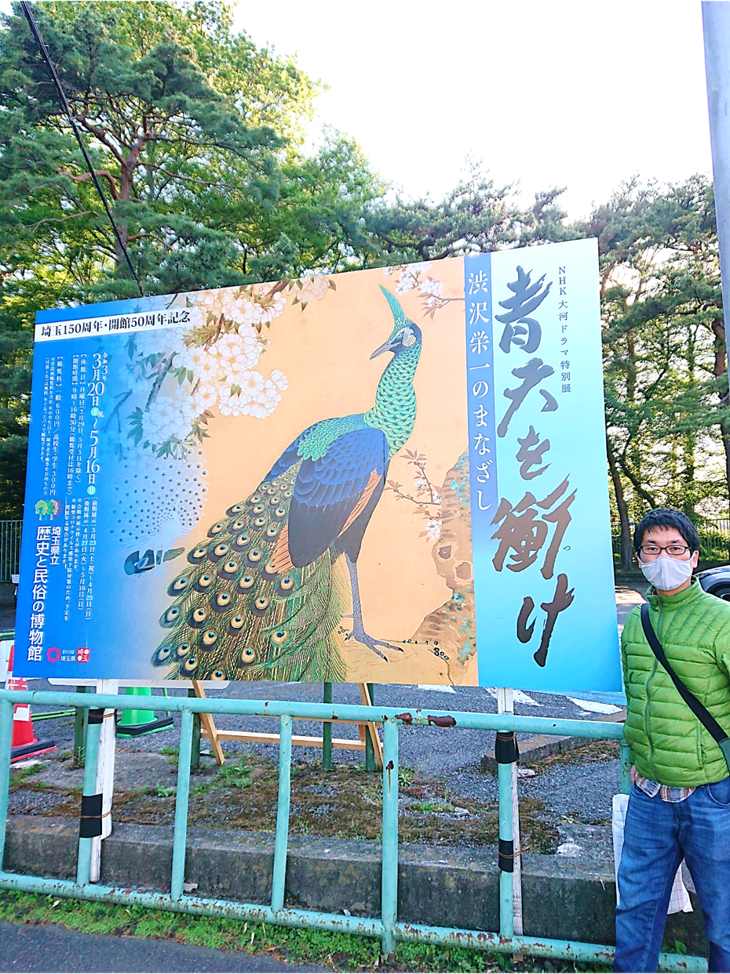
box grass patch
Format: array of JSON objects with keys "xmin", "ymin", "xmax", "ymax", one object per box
[
  {"xmin": 410, "ymin": 800, "xmax": 454, "ymax": 814},
  {"xmin": 8, "ymin": 762, "xmax": 47, "ymax": 790},
  {"xmin": 191, "ymin": 756, "xmax": 252, "ymax": 796},
  {"xmin": 0, "ymin": 890, "xmax": 611, "ymax": 972}
]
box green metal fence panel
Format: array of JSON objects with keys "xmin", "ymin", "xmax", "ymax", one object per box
[
  {"xmin": 612, "ymin": 519, "xmax": 730, "ymax": 568},
  {"xmin": 0, "ymin": 520, "xmax": 21, "ymax": 584},
  {"xmin": 0, "ymin": 686, "xmax": 708, "ymax": 972}
]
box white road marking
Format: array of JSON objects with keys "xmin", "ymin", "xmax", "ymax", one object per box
[
  {"xmin": 484, "ymin": 687, "xmax": 541, "ymax": 707},
  {"xmin": 568, "ymin": 697, "xmax": 622, "ymax": 714}
]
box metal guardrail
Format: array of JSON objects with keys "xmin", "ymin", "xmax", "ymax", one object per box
[
  {"xmin": 0, "ymin": 521, "xmax": 21, "ymax": 584},
  {"xmin": 0, "ymin": 688, "xmax": 708, "ymax": 972}
]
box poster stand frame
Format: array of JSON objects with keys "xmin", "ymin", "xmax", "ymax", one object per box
[{"xmin": 191, "ymin": 681, "xmax": 383, "ymax": 769}]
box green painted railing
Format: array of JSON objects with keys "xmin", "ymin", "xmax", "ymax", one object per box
[{"xmin": 0, "ymin": 687, "xmax": 708, "ymax": 972}]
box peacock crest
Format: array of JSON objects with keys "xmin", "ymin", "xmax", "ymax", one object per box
[{"xmin": 152, "ymin": 286, "xmax": 423, "ymax": 681}]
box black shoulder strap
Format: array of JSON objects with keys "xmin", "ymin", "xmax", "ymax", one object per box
[{"xmin": 640, "ymin": 602, "xmax": 730, "ymax": 773}]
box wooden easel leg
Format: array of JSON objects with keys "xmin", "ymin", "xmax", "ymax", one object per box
[
  {"xmin": 192, "ymin": 681, "xmax": 225, "ymax": 766},
  {"xmin": 358, "ymin": 683, "xmax": 383, "ymax": 769}
]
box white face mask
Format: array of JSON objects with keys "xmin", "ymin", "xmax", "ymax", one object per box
[{"xmin": 638, "ymin": 555, "xmax": 694, "ymax": 591}]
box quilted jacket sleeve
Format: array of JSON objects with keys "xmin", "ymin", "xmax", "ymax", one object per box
[{"xmin": 713, "ymin": 616, "xmax": 730, "ymax": 681}]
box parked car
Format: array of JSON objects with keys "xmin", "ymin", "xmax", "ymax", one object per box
[{"xmin": 697, "ymin": 566, "xmax": 730, "ymax": 601}]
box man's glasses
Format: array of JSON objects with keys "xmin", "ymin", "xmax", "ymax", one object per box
[{"xmin": 638, "ymin": 543, "xmax": 691, "ymax": 558}]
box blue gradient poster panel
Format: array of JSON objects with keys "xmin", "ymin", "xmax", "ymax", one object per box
[
  {"xmin": 16, "ymin": 240, "xmax": 620, "ymax": 692},
  {"xmin": 466, "ymin": 239, "xmax": 619, "ymax": 691}
]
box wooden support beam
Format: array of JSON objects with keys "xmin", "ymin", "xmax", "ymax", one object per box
[
  {"xmin": 207, "ymin": 729, "xmax": 366, "ymax": 750},
  {"xmin": 190, "ymin": 681, "xmax": 382, "ymax": 766},
  {"xmin": 359, "ymin": 683, "xmax": 383, "ymax": 769}
]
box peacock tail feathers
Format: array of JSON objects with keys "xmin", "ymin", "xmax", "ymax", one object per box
[{"xmin": 151, "ymin": 464, "xmax": 348, "ymax": 683}]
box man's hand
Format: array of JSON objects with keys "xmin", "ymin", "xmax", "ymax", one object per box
[{"xmin": 630, "ymin": 764, "xmax": 636, "ymax": 785}]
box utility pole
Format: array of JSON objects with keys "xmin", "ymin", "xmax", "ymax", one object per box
[{"xmin": 703, "ymin": 2, "xmax": 730, "ymax": 393}]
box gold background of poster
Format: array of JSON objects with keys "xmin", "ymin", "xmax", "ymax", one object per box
[{"xmin": 174, "ymin": 260, "xmax": 475, "ymax": 685}]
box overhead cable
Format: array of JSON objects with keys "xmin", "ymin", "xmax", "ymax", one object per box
[{"xmin": 20, "ymin": 1, "xmax": 145, "ymax": 297}]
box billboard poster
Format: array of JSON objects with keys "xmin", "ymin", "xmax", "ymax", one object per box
[{"xmin": 15, "ymin": 239, "xmax": 620, "ymax": 693}]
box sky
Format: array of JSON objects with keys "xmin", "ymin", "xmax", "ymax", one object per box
[
  {"xmin": 0, "ymin": 0, "xmax": 715, "ymax": 218},
  {"xmin": 234, "ymin": 0, "xmax": 714, "ymax": 217}
]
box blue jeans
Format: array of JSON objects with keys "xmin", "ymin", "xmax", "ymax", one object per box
[{"xmin": 614, "ymin": 777, "xmax": 730, "ymax": 972}]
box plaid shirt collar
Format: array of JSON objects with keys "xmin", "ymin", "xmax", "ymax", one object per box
[{"xmin": 634, "ymin": 772, "xmax": 695, "ymax": 803}]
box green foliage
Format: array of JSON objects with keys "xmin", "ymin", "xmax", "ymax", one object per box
[
  {"xmin": 0, "ymin": 0, "xmax": 286, "ymax": 298},
  {"xmin": 361, "ymin": 159, "xmax": 576, "ymax": 266},
  {"xmin": 0, "ymin": 0, "xmax": 384, "ymax": 515},
  {"xmin": 2, "ymin": 1, "xmax": 729, "ymax": 530},
  {"xmin": 410, "ymin": 799, "xmax": 454, "ymax": 813},
  {"xmin": 192, "ymin": 755, "xmax": 252, "ymax": 795},
  {"xmin": 591, "ymin": 175, "xmax": 730, "ymax": 550}
]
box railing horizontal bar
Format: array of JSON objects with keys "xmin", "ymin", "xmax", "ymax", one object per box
[
  {"xmin": 394, "ymin": 923, "xmax": 707, "ymax": 973},
  {"xmin": 0, "ymin": 690, "xmax": 626, "ymax": 740},
  {"xmin": 0, "ymin": 872, "xmax": 704, "ymax": 972},
  {"xmin": 0, "ymin": 872, "xmax": 382, "ymax": 937}
]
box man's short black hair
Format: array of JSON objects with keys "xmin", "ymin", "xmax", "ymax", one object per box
[{"xmin": 633, "ymin": 508, "xmax": 700, "ymax": 554}]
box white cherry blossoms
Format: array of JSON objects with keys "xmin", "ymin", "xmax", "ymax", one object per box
[
  {"xmin": 128, "ymin": 283, "xmax": 291, "ymax": 457},
  {"xmin": 385, "ymin": 261, "xmax": 447, "ymax": 313}
]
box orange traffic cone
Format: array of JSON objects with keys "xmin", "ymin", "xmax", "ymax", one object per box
[{"xmin": 6, "ymin": 646, "xmax": 56, "ymax": 763}]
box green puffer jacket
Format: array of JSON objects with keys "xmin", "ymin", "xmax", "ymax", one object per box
[{"xmin": 621, "ymin": 579, "xmax": 730, "ymax": 786}]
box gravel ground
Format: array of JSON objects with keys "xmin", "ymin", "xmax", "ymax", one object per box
[
  {"xmin": 18, "ymin": 682, "xmax": 625, "ymax": 833},
  {"xmin": 517, "ymin": 759, "xmax": 620, "ymax": 824}
]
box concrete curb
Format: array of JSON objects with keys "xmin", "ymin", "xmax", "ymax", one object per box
[
  {"xmin": 2, "ymin": 815, "xmax": 708, "ymax": 957},
  {"xmin": 479, "ymin": 711, "xmax": 627, "ymax": 772}
]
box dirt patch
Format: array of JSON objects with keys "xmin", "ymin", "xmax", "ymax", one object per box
[
  {"xmin": 9, "ymin": 752, "xmax": 559, "ymax": 853},
  {"xmin": 523, "ymin": 738, "xmax": 620, "ymax": 771}
]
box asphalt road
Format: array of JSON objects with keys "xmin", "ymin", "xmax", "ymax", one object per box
[{"xmin": 0, "ymin": 920, "xmax": 325, "ymax": 972}]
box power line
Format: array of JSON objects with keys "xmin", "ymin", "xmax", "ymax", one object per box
[{"xmin": 19, "ymin": 1, "xmax": 145, "ymax": 297}]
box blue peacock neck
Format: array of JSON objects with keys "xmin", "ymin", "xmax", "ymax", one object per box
[{"xmin": 364, "ymin": 343, "xmax": 421, "ymax": 458}]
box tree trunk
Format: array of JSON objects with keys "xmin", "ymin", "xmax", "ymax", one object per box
[
  {"xmin": 617, "ymin": 453, "xmax": 657, "ymax": 510},
  {"xmin": 607, "ymin": 436, "xmax": 633, "ymax": 571}
]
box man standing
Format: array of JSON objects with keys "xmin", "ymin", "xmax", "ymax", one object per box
[{"xmin": 615, "ymin": 508, "xmax": 730, "ymax": 972}]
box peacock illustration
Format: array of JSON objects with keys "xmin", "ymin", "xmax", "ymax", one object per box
[{"xmin": 152, "ymin": 286, "xmax": 423, "ymax": 682}]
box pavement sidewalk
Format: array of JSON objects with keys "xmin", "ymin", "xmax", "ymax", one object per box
[{"xmin": 0, "ymin": 919, "xmax": 326, "ymax": 973}]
